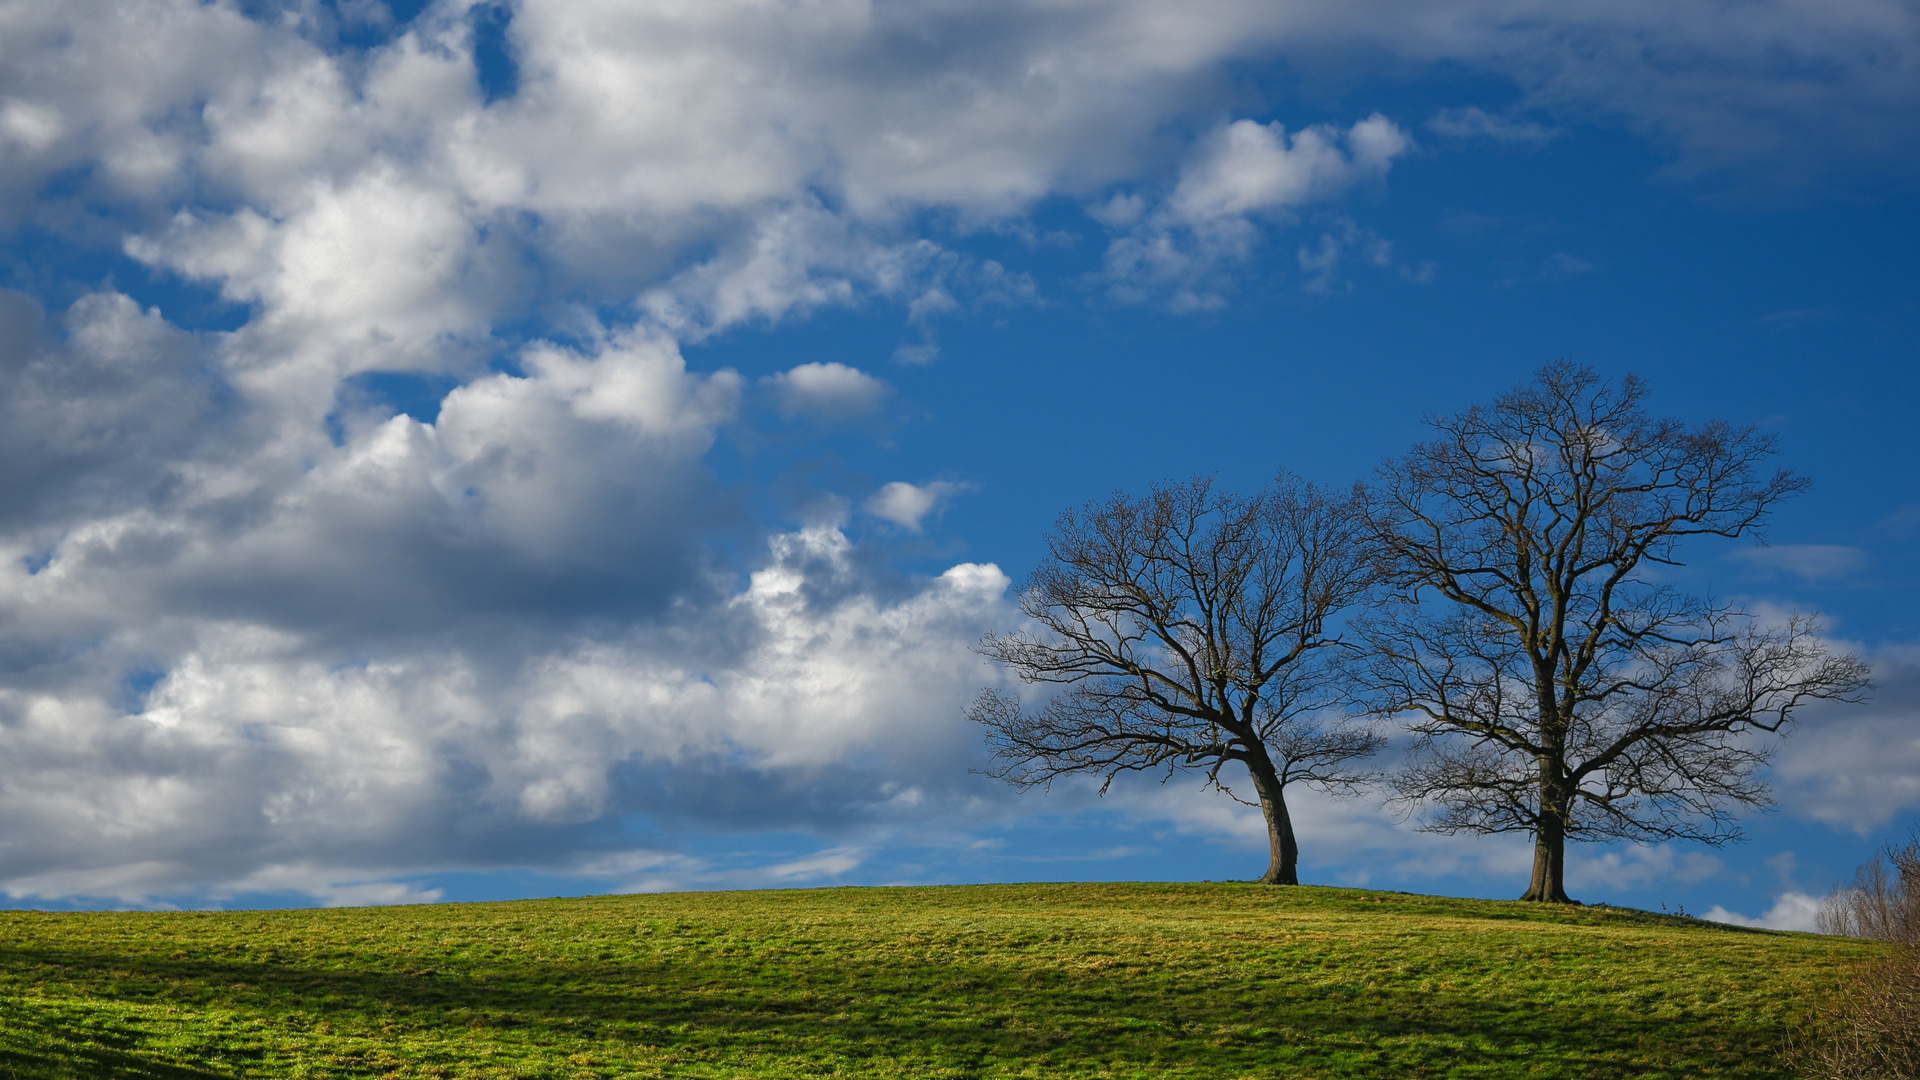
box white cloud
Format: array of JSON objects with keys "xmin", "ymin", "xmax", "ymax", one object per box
[
  {"xmin": 576, "ymin": 845, "xmax": 876, "ymax": 895},
  {"xmin": 0, "ymin": 0, "xmax": 270, "ymax": 217},
  {"xmin": 1088, "ymin": 192, "xmax": 1147, "ymax": 228},
  {"xmin": 4, "ymin": 0, "xmax": 1909, "ymax": 237},
  {"xmin": 0, "ymin": 290, "xmax": 218, "ymax": 532},
  {"xmin": 0, "ymin": 518, "xmax": 1015, "ymax": 904},
  {"xmin": 892, "ymin": 343, "xmax": 941, "ymax": 366},
  {"xmin": 1101, "ymin": 115, "xmax": 1412, "ymax": 303},
  {"xmin": 6, "ymin": 0, "xmax": 1904, "ymax": 341},
  {"xmin": 1731, "ymin": 544, "xmax": 1871, "ymax": 582},
  {"xmin": 765, "ymin": 362, "xmax": 891, "ymax": 421},
  {"xmin": 129, "ymin": 167, "xmax": 508, "ymax": 379},
  {"xmin": 0, "ymin": 278, "xmax": 1018, "ymax": 903},
  {"xmin": 1773, "ymin": 643, "xmax": 1920, "ymax": 833},
  {"xmin": 1167, "ymin": 115, "xmax": 1408, "ymax": 226},
  {"xmin": 864, "ymin": 481, "xmax": 971, "ymax": 532},
  {"xmin": 1569, "ymin": 845, "xmax": 1724, "ymax": 891},
  {"xmin": 1, "ymin": 0, "xmax": 1916, "ymax": 906},
  {"xmin": 1427, "ymin": 106, "xmax": 1558, "ymax": 145},
  {"xmin": 0, "ymin": 100, "xmax": 62, "ymax": 153},
  {"xmin": 1704, "ymin": 890, "xmax": 1824, "ymax": 932}
]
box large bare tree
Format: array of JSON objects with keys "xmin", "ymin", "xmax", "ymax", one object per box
[
  {"xmin": 1364, "ymin": 363, "xmax": 1870, "ymax": 903},
  {"xmin": 969, "ymin": 474, "xmax": 1380, "ymax": 885}
]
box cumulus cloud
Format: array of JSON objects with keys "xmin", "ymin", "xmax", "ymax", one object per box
[
  {"xmin": 0, "ymin": 290, "xmax": 221, "ymax": 532},
  {"xmin": 1169, "ymin": 115, "xmax": 1409, "ymax": 226},
  {"xmin": 1101, "ymin": 115, "xmax": 1412, "ymax": 303},
  {"xmin": 0, "ymin": 516, "xmax": 1015, "ymax": 903},
  {"xmin": 0, "ymin": 277, "xmax": 1028, "ymax": 904},
  {"xmin": 1704, "ymin": 891, "xmax": 1824, "ymax": 931},
  {"xmin": 1569, "ymin": 845, "xmax": 1724, "ymax": 891},
  {"xmin": 765, "ymin": 362, "xmax": 890, "ymax": 422},
  {"xmin": 5, "ymin": 0, "xmax": 1909, "ymax": 332},
  {"xmin": 1773, "ymin": 644, "xmax": 1920, "ymax": 833},
  {"xmin": 0, "ymin": 0, "xmax": 265, "ymax": 219},
  {"xmin": 127, "ymin": 168, "xmax": 510, "ymax": 379},
  {"xmin": 864, "ymin": 481, "xmax": 971, "ymax": 532},
  {"xmin": 0, "ymin": 0, "xmax": 1916, "ymax": 905}
]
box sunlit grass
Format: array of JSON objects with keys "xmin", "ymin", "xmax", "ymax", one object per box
[{"xmin": 0, "ymin": 882, "xmax": 1878, "ymax": 1078}]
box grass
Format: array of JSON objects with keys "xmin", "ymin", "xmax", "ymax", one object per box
[{"xmin": 0, "ymin": 882, "xmax": 1881, "ymax": 1079}]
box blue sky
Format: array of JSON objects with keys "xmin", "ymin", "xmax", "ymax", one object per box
[{"xmin": 0, "ymin": 0, "xmax": 1916, "ymax": 925}]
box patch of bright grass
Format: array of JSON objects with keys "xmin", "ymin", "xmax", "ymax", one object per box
[{"xmin": 0, "ymin": 883, "xmax": 1878, "ymax": 1078}]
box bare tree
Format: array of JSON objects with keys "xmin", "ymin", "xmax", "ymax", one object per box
[
  {"xmin": 1801, "ymin": 834, "xmax": 1920, "ymax": 1079},
  {"xmin": 969, "ymin": 474, "xmax": 1381, "ymax": 886},
  {"xmin": 1362, "ymin": 363, "xmax": 1870, "ymax": 903},
  {"xmin": 1820, "ymin": 833, "xmax": 1920, "ymax": 942}
]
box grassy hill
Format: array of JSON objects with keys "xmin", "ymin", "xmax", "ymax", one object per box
[{"xmin": 0, "ymin": 882, "xmax": 1880, "ymax": 1079}]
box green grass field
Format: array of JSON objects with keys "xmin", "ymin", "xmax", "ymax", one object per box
[{"xmin": 0, "ymin": 882, "xmax": 1880, "ymax": 1079}]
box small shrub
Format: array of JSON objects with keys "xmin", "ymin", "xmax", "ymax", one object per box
[{"xmin": 1800, "ymin": 834, "xmax": 1920, "ymax": 1078}]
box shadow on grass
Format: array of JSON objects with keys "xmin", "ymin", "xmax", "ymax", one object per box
[
  {"xmin": 0, "ymin": 1021, "xmax": 229, "ymax": 1080},
  {"xmin": 0, "ymin": 940, "xmax": 1775, "ymax": 1077}
]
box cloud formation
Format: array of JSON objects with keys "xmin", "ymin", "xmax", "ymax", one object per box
[
  {"xmin": 0, "ymin": 0, "xmax": 1915, "ymax": 905},
  {"xmin": 1773, "ymin": 645, "xmax": 1920, "ymax": 834},
  {"xmin": 0, "ymin": 511, "xmax": 1015, "ymax": 902},
  {"xmin": 864, "ymin": 481, "xmax": 971, "ymax": 532},
  {"xmin": 1427, "ymin": 107, "xmax": 1558, "ymax": 146},
  {"xmin": 1704, "ymin": 891, "xmax": 1824, "ymax": 932},
  {"xmin": 1100, "ymin": 115, "xmax": 1412, "ymax": 303},
  {"xmin": 1169, "ymin": 116, "xmax": 1409, "ymax": 226},
  {"xmin": 765, "ymin": 362, "xmax": 891, "ymax": 422},
  {"xmin": 1731, "ymin": 544, "xmax": 1872, "ymax": 582}
]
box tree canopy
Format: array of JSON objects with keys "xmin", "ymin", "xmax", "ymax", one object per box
[
  {"xmin": 970, "ymin": 474, "xmax": 1379, "ymax": 885},
  {"xmin": 1362, "ymin": 363, "xmax": 1870, "ymax": 902}
]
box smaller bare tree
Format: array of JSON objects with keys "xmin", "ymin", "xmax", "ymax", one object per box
[
  {"xmin": 969, "ymin": 474, "xmax": 1381, "ymax": 886},
  {"xmin": 1800, "ymin": 834, "xmax": 1920, "ymax": 1079},
  {"xmin": 1820, "ymin": 834, "xmax": 1920, "ymax": 942}
]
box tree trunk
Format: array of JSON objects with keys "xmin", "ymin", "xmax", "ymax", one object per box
[
  {"xmin": 1245, "ymin": 754, "xmax": 1299, "ymax": 885},
  {"xmin": 1523, "ymin": 698, "xmax": 1577, "ymax": 903},
  {"xmin": 1520, "ymin": 788, "xmax": 1575, "ymax": 903}
]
